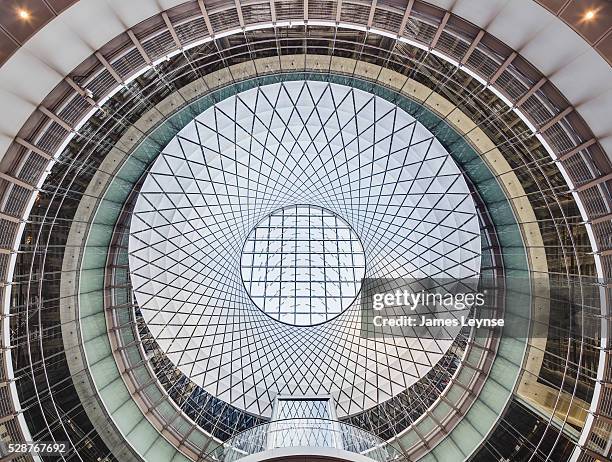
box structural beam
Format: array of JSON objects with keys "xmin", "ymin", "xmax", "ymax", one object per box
[
  {"xmin": 398, "ymin": 0, "xmax": 415, "ymax": 36},
  {"xmin": 162, "ymin": 12, "xmax": 182, "ymax": 49},
  {"xmin": 589, "ymin": 212, "xmax": 612, "ymax": 225},
  {"xmin": 515, "ymin": 77, "xmax": 546, "ymax": 107},
  {"xmin": 0, "ymin": 171, "xmax": 36, "ymax": 191},
  {"xmin": 461, "ymin": 30, "xmax": 484, "ymax": 65},
  {"xmin": 0, "ymin": 211, "xmax": 21, "ymax": 223},
  {"xmin": 538, "ymin": 106, "xmax": 573, "ymax": 133},
  {"xmin": 95, "ymin": 52, "xmax": 123, "ymax": 84},
  {"xmin": 65, "ymin": 76, "xmax": 96, "ymax": 105},
  {"xmin": 576, "ymin": 172, "xmax": 612, "ymax": 193},
  {"xmin": 270, "ymin": 0, "xmax": 276, "ymax": 23},
  {"xmin": 430, "ymin": 12, "xmax": 450, "ymax": 49},
  {"xmin": 489, "ymin": 52, "xmax": 516, "ymax": 85},
  {"xmin": 198, "ymin": 0, "xmax": 215, "ymax": 37},
  {"xmin": 39, "ymin": 106, "xmax": 72, "ymax": 132},
  {"xmin": 557, "ymin": 139, "xmax": 597, "ymax": 162},
  {"xmin": 234, "ymin": 0, "xmax": 245, "ymax": 27},
  {"xmin": 127, "ymin": 30, "xmax": 152, "ymax": 65},
  {"xmin": 367, "ymin": 0, "xmax": 377, "ymax": 28},
  {"xmin": 14, "ymin": 137, "xmax": 52, "ymax": 160}
]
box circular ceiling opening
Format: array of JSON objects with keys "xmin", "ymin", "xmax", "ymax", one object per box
[
  {"xmin": 240, "ymin": 204, "xmax": 366, "ymax": 326},
  {"xmin": 128, "ymin": 80, "xmax": 481, "ymax": 417}
]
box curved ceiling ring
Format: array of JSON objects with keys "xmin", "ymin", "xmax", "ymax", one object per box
[
  {"xmin": 0, "ymin": 1, "xmax": 608, "ymax": 461},
  {"xmin": 1, "ymin": 20, "xmax": 608, "ymax": 458},
  {"xmin": 70, "ymin": 67, "xmax": 525, "ymax": 461}
]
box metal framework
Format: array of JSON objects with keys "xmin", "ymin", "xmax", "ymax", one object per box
[
  {"xmin": 127, "ymin": 79, "xmax": 481, "ymax": 419},
  {"xmin": 240, "ymin": 204, "xmax": 366, "ymax": 326},
  {"xmin": 0, "ymin": 1, "xmax": 609, "ymax": 461}
]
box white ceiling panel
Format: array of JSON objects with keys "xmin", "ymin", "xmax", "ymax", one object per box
[
  {"xmin": 486, "ymin": 0, "xmax": 555, "ymax": 50},
  {"xmin": 0, "ymin": 0, "xmax": 609, "ymax": 164}
]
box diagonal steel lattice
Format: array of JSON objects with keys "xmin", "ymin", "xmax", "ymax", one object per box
[{"xmin": 128, "ymin": 80, "xmax": 481, "ymax": 418}]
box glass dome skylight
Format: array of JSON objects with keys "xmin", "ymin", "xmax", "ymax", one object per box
[{"xmin": 128, "ymin": 80, "xmax": 481, "ymax": 417}]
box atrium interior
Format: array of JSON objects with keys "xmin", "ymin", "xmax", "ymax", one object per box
[{"xmin": 0, "ymin": 0, "xmax": 610, "ymax": 461}]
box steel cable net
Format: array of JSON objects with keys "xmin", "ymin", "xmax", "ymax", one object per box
[
  {"xmin": 128, "ymin": 80, "xmax": 481, "ymax": 418},
  {"xmin": 240, "ymin": 203, "xmax": 367, "ymax": 326}
]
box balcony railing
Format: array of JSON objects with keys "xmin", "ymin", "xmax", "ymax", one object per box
[{"xmin": 206, "ymin": 418, "xmax": 405, "ymax": 462}]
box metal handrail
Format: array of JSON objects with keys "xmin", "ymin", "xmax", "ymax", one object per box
[{"xmin": 205, "ymin": 418, "xmax": 406, "ymax": 462}]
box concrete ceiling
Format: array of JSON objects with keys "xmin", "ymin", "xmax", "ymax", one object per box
[{"xmin": 0, "ymin": 0, "xmax": 610, "ymax": 162}]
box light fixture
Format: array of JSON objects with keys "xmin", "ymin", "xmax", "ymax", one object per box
[
  {"xmin": 17, "ymin": 9, "xmax": 31, "ymax": 20},
  {"xmin": 584, "ymin": 9, "xmax": 596, "ymax": 21}
]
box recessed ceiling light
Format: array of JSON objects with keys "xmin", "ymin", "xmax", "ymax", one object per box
[
  {"xmin": 584, "ymin": 10, "xmax": 596, "ymax": 20},
  {"xmin": 18, "ymin": 9, "xmax": 31, "ymax": 20}
]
